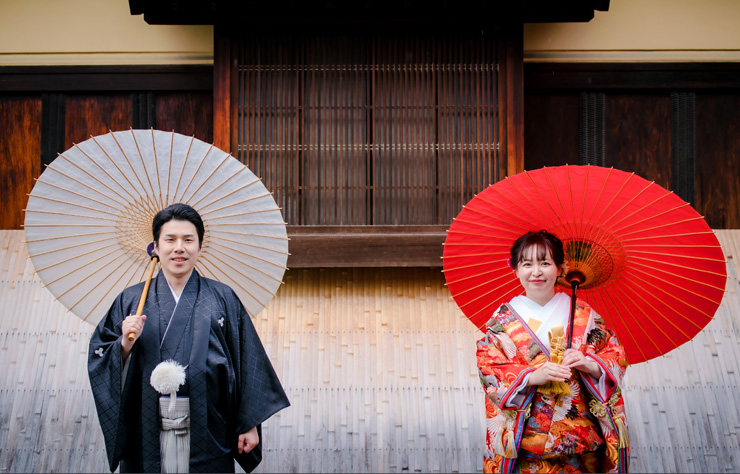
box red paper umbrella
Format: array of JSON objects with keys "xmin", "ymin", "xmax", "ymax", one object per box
[{"xmin": 443, "ymin": 164, "xmax": 727, "ymax": 364}]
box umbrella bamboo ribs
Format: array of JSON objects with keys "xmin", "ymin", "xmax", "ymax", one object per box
[
  {"xmin": 24, "ymin": 129, "xmax": 289, "ymax": 325},
  {"xmin": 443, "ymin": 164, "xmax": 727, "ymax": 364}
]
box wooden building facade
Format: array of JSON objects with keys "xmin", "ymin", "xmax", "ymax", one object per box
[{"xmin": 1, "ymin": 0, "xmax": 740, "ymax": 472}]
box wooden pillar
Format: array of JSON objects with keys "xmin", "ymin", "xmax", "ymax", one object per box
[
  {"xmin": 498, "ymin": 23, "xmax": 524, "ymax": 177},
  {"xmin": 213, "ymin": 28, "xmax": 237, "ymax": 154}
]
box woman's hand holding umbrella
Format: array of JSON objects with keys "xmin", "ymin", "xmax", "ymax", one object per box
[
  {"xmin": 528, "ymin": 342, "xmax": 603, "ymax": 387},
  {"xmin": 562, "ymin": 349, "xmax": 601, "ymax": 379}
]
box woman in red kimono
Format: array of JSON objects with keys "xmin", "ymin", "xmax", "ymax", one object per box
[{"xmin": 477, "ymin": 230, "xmax": 630, "ymax": 473}]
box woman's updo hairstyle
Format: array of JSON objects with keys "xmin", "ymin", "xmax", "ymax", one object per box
[{"xmin": 509, "ymin": 230, "xmax": 565, "ymax": 270}]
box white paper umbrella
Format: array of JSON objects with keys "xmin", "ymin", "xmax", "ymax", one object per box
[{"xmin": 24, "ymin": 129, "xmax": 289, "ymax": 323}]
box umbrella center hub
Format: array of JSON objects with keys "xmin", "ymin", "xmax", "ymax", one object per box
[
  {"xmin": 117, "ymin": 202, "xmax": 157, "ymax": 257},
  {"xmin": 558, "ymin": 237, "xmax": 625, "ymax": 289}
]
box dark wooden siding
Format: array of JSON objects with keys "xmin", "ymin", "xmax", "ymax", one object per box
[
  {"xmin": 0, "ymin": 96, "xmax": 42, "ymax": 229},
  {"xmin": 155, "ymin": 91, "xmax": 214, "ymax": 140},
  {"xmin": 605, "ymin": 92, "xmax": 672, "ymax": 190},
  {"xmin": 0, "ymin": 66, "xmax": 213, "ymax": 231},
  {"xmin": 524, "ymin": 63, "xmax": 740, "ymax": 229},
  {"xmin": 523, "ymin": 92, "xmax": 579, "ymax": 169},
  {"xmin": 696, "ymin": 93, "xmax": 740, "ymax": 229},
  {"xmin": 64, "ymin": 94, "xmax": 132, "ymax": 148}
]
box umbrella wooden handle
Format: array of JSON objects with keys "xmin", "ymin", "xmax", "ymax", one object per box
[
  {"xmin": 565, "ymin": 271, "xmax": 586, "ymax": 349},
  {"xmin": 128, "ymin": 256, "xmax": 159, "ymax": 342}
]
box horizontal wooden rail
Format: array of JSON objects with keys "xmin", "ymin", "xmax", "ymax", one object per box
[{"xmin": 287, "ymin": 225, "xmax": 447, "ymax": 267}]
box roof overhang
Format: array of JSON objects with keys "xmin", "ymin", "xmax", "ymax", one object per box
[{"xmin": 129, "ymin": 0, "xmax": 609, "ymax": 26}]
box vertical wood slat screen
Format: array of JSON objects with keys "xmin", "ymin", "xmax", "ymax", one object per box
[{"xmin": 236, "ymin": 33, "xmax": 500, "ymax": 226}]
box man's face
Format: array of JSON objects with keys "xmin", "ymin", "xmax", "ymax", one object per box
[{"xmin": 153, "ymin": 219, "xmax": 201, "ymax": 280}]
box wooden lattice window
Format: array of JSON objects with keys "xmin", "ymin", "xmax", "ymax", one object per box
[{"xmin": 215, "ymin": 29, "xmax": 523, "ymax": 265}]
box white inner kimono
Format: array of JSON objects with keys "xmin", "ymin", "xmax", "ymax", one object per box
[
  {"xmin": 510, "ymin": 292, "xmax": 571, "ymax": 343},
  {"xmin": 504, "ymin": 292, "xmax": 606, "ymax": 407}
]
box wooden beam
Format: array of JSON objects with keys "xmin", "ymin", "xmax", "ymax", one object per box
[
  {"xmin": 287, "ymin": 226, "xmax": 447, "ymax": 267},
  {"xmin": 524, "ymin": 62, "xmax": 740, "ymax": 90},
  {"xmin": 0, "ymin": 65, "xmax": 212, "ymax": 92}
]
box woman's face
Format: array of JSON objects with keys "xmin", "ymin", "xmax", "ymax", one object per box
[{"xmin": 514, "ymin": 244, "xmax": 562, "ymax": 302}]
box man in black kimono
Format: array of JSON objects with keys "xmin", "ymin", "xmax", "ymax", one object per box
[{"xmin": 88, "ymin": 203, "xmax": 290, "ymax": 473}]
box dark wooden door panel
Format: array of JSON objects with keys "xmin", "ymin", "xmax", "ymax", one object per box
[
  {"xmin": 524, "ymin": 63, "xmax": 740, "ymax": 229},
  {"xmin": 64, "ymin": 94, "xmax": 131, "ymax": 148},
  {"xmin": 0, "ymin": 96, "xmax": 42, "ymax": 229},
  {"xmin": 155, "ymin": 92, "xmax": 213, "ymax": 143},
  {"xmin": 524, "ymin": 92, "xmax": 579, "ymax": 170},
  {"xmin": 605, "ymin": 92, "xmax": 672, "ymax": 189},
  {"xmin": 525, "ymin": 92, "xmax": 673, "ymax": 186},
  {"xmin": 696, "ymin": 93, "xmax": 740, "ymax": 229}
]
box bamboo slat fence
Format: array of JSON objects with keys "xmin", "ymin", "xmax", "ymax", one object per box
[{"xmin": 1, "ymin": 229, "xmax": 739, "ymax": 472}]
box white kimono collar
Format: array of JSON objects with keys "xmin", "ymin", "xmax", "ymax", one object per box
[{"xmin": 509, "ymin": 292, "xmax": 571, "ymax": 342}]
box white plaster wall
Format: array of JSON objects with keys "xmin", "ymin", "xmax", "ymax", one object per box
[
  {"xmin": 524, "ymin": 0, "xmax": 740, "ymax": 61},
  {"xmin": 0, "ymin": 0, "xmax": 212, "ymax": 65}
]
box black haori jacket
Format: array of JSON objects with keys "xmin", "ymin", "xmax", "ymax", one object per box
[{"xmin": 89, "ymin": 270, "xmax": 290, "ymax": 472}]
